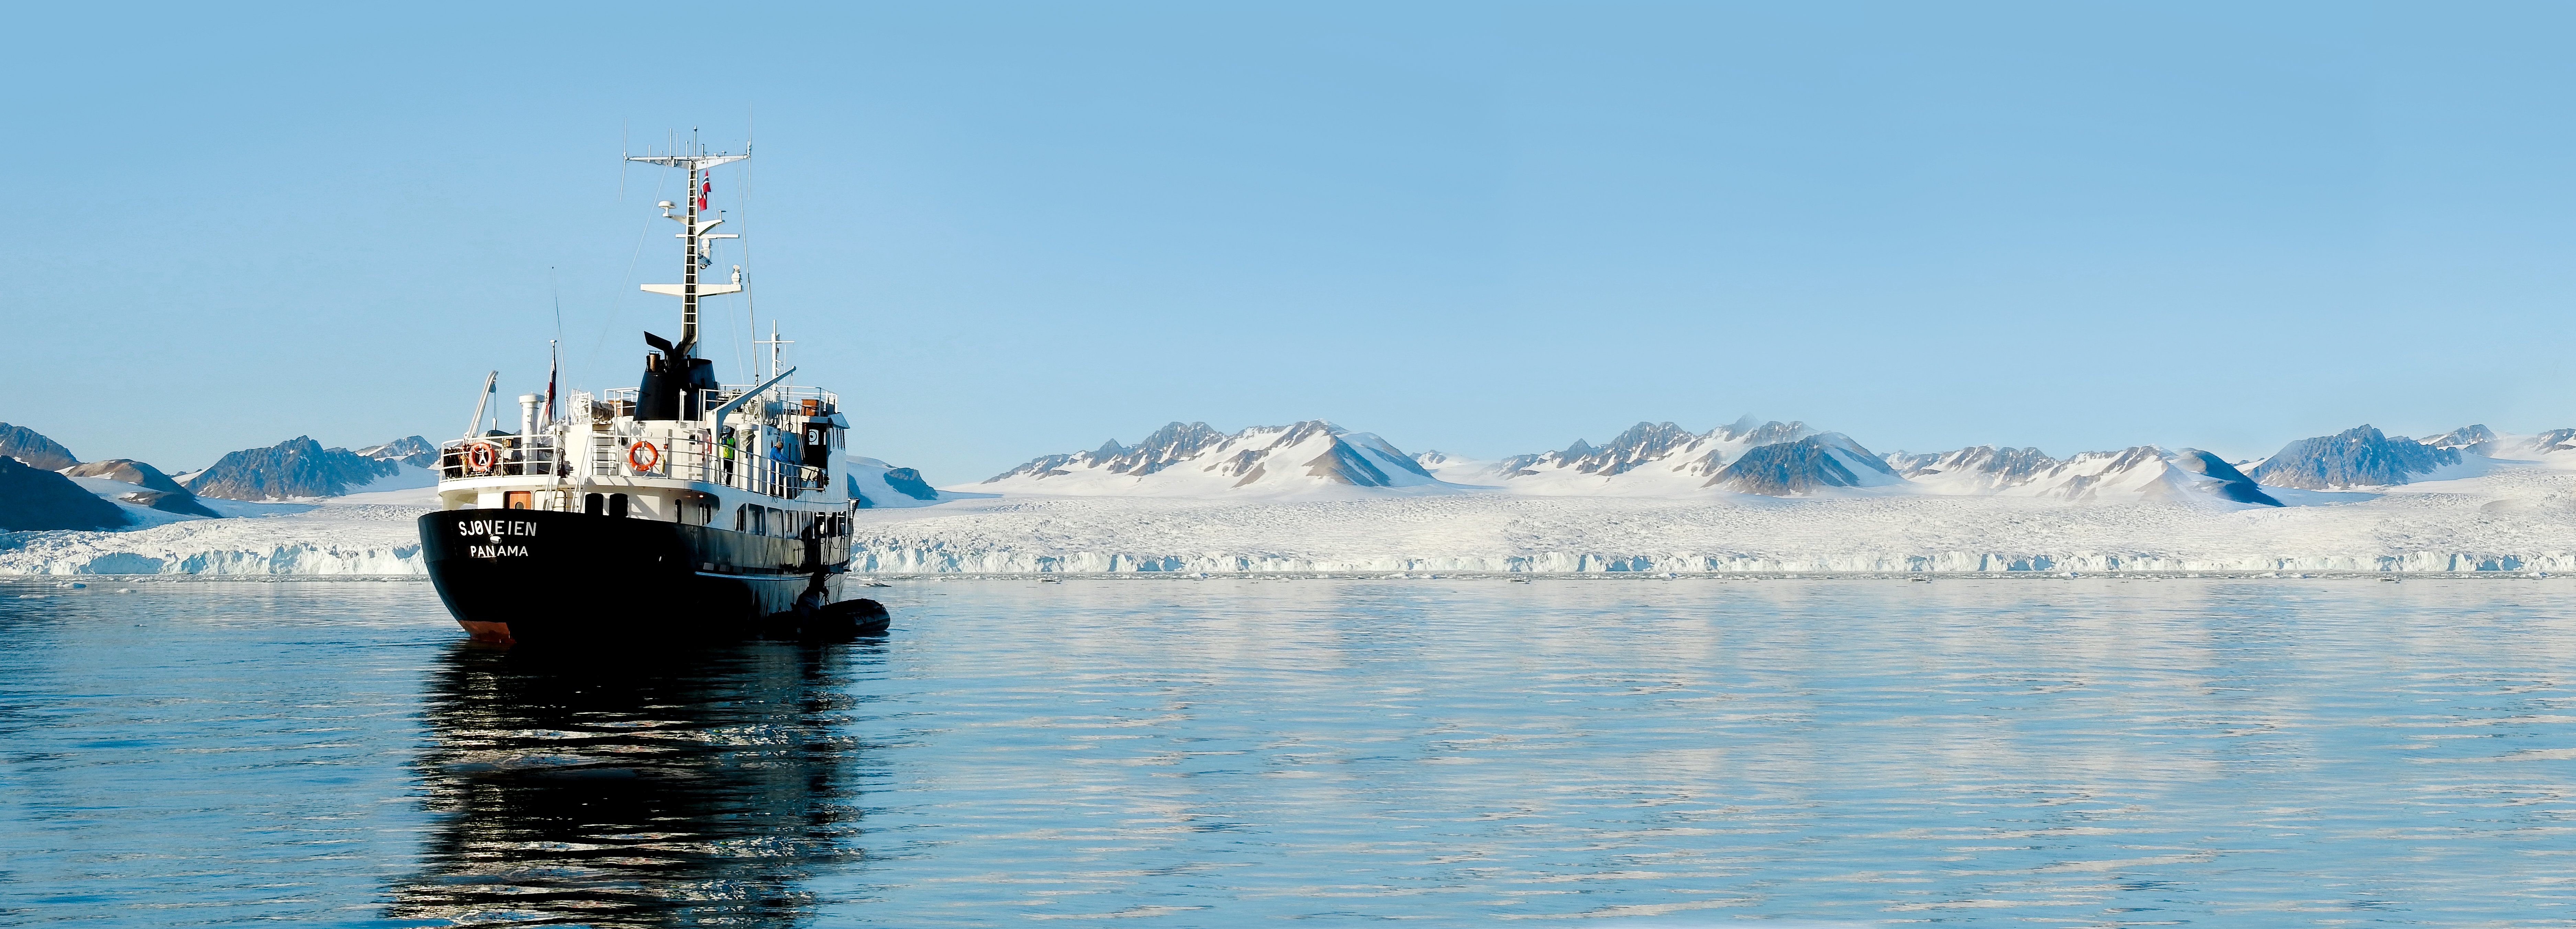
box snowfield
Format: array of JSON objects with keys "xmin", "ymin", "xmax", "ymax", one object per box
[
  {"xmin": 848, "ymin": 467, "xmax": 2576, "ymax": 574},
  {"xmin": 12, "ymin": 448, "xmax": 2576, "ymax": 578},
  {"xmin": 0, "ymin": 487, "xmax": 433, "ymax": 576}
]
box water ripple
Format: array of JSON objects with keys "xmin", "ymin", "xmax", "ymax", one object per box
[{"xmin": 0, "ymin": 577, "xmax": 2569, "ymax": 925}]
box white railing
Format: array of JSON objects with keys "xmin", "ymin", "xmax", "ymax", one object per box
[
  {"xmin": 595, "ymin": 385, "xmax": 839, "ymax": 424},
  {"xmin": 718, "ymin": 383, "xmax": 838, "ymax": 408},
  {"xmin": 438, "ymin": 435, "xmax": 565, "ymax": 480},
  {"xmin": 441, "ymin": 383, "xmax": 838, "ymax": 501},
  {"xmin": 602, "ymin": 427, "xmax": 827, "ymax": 499}
]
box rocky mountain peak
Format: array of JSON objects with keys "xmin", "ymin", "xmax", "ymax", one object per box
[
  {"xmin": 182, "ymin": 436, "xmax": 402, "ymax": 501},
  {"xmin": 982, "ymin": 419, "xmax": 1443, "ymax": 495},
  {"xmin": 1894, "ymin": 445, "xmax": 2060, "ymax": 480},
  {"xmin": 1102, "ymin": 421, "xmax": 1231, "ymax": 477},
  {"xmin": 1570, "ymin": 422, "xmax": 1704, "ymax": 476},
  {"xmin": 2424, "ymin": 424, "xmax": 2497, "ymax": 450},
  {"xmin": 356, "ymin": 435, "xmax": 440, "ymax": 468},
  {"xmin": 0, "ymin": 423, "xmax": 78, "ymax": 471},
  {"xmin": 1713, "ymin": 417, "xmax": 1817, "ymax": 446},
  {"xmin": 2249, "ymin": 424, "xmax": 2462, "ymax": 489},
  {"xmin": 1490, "ymin": 417, "xmax": 1819, "ymax": 484},
  {"xmin": 2524, "ymin": 429, "xmax": 2576, "ymax": 455},
  {"xmin": 1705, "ymin": 433, "xmax": 1898, "ymax": 496}
]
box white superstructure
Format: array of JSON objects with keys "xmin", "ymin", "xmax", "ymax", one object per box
[{"xmin": 431, "ymin": 139, "xmax": 856, "ymax": 553}]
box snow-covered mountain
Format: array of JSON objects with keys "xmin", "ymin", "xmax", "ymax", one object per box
[
  {"xmin": 2517, "ymin": 429, "xmax": 2576, "ymax": 456},
  {"xmin": 2423, "ymin": 424, "xmax": 2497, "ymax": 451},
  {"xmin": 1448, "ymin": 417, "xmax": 1821, "ymax": 495},
  {"xmin": 34, "ymin": 412, "xmax": 2576, "ymax": 577},
  {"xmin": 356, "ymin": 436, "xmax": 440, "ymax": 468},
  {"xmin": 1889, "ymin": 445, "xmax": 2279, "ymax": 506},
  {"xmin": 979, "ymin": 421, "xmax": 1455, "ymax": 497},
  {"xmin": 2249, "ymin": 425, "xmax": 2464, "ymax": 489},
  {"xmin": 978, "ymin": 416, "xmax": 2307, "ymax": 503},
  {"xmin": 0, "ymin": 423, "xmax": 79, "ymax": 471},
  {"xmin": 2449, "ymin": 426, "xmax": 2576, "ymax": 460},
  {"xmin": 1707, "ymin": 433, "xmax": 1905, "ymax": 496},
  {"xmin": 847, "ymin": 455, "xmax": 980, "ymax": 509}
]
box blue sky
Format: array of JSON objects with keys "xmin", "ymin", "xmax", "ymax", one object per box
[{"xmin": 11, "ymin": 3, "xmax": 2576, "ymax": 482}]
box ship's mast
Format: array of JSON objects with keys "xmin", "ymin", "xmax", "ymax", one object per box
[
  {"xmin": 629, "ymin": 137, "xmax": 747, "ymax": 363},
  {"xmin": 755, "ymin": 322, "xmax": 794, "ymax": 381}
]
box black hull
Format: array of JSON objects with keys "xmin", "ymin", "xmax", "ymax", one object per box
[{"xmin": 418, "ymin": 509, "xmax": 868, "ymax": 643}]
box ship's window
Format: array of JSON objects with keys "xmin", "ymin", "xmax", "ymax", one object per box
[
  {"xmin": 505, "ymin": 491, "xmax": 532, "ymax": 510},
  {"xmin": 733, "ymin": 505, "xmax": 746, "ymax": 532},
  {"xmin": 752, "ymin": 507, "xmax": 768, "ymax": 536},
  {"xmin": 609, "ymin": 493, "xmax": 629, "ymax": 518},
  {"xmin": 584, "ymin": 493, "xmax": 604, "ymax": 516}
]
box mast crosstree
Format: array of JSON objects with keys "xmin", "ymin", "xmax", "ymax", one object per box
[
  {"xmin": 629, "ymin": 146, "xmax": 748, "ymax": 358},
  {"xmin": 627, "ymin": 138, "xmax": 748, "ymax": 420}
]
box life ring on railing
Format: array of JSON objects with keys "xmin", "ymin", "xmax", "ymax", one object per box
[
  {"xmin": 627, "ymin": 440, "xmax": 662, "ymax": 473},
  {"xmin": 464, "ymin": 441, "xmax": 499, "ymax": 476}
]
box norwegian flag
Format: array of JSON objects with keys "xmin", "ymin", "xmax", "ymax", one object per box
[
  {"xmin": 698, "ymin": 178, "xmax": 711, "ymax": 211},
  {"xmin": 544, "ymin": 341, "xmax": 559, "ymax": 424}
]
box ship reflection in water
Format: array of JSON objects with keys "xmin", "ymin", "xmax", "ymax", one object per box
[{"xmin": 387, "ymin": 640, "xmax": 874, "ymax": 927}]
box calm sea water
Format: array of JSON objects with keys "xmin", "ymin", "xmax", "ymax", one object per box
[{"xmin": 1, "ymin": 576, "xmax": 2570, "ymax": 927}]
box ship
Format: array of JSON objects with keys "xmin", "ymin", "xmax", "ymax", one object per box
[{"xmin": 415, "ymin": 142, "xmax": 887, "ymax": 644}]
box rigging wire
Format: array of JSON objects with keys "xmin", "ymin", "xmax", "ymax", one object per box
[
  {"xmin": 582, "ymin": 163, "xmax": 671, "ymax": 387},
  {"xmin": 551, "ymin": 266, "xmax": 564, "ymax": 344},
  {"xmin": 739, "ymin": 111, "xmax": 757, "ymax": 383}
]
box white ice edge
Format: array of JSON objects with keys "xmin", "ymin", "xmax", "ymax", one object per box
[{"xmin": 15, "ymin": 461, "xmax": 2576, "ymax": 576}]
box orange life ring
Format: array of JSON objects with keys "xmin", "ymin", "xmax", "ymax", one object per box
[
  {"xmin": 464, "ymin": 441, "xmax": 499, "ymax": 475},
  {"xmin": 628, "ymin": 440, "xmax": 662, "ymax": 472}
]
